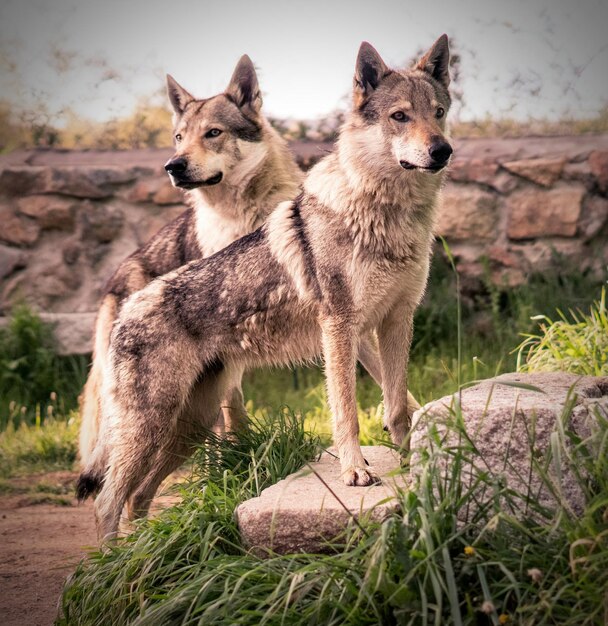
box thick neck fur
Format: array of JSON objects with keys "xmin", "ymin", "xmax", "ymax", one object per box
[
  {"xmin": 304, "ymin": 115, "xmax": 445, "ymax": 260},
  {"xmin": 188, "ymin": 118, "xmax": 302, "ymax": 256}
]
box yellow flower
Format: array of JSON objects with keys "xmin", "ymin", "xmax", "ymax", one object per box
[
  {"xmin": 499, "ymin": 614, "xmax": 509, "ymax": 624},
  {"xmin": 464, "ymin": 546, "xmax": 475, "ymax": 556}
]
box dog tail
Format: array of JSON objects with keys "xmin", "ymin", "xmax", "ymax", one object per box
[{"xmin": 76, "ymin": 469, "xmax": 105, "ymax": 501}]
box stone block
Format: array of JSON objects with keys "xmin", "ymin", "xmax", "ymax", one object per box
[
  {"xmin": 437, "ymin": 186, "xmax": 498, "ymax": 241},
  {"xmin": 507, "ymin": 185, "xmax": 584, "ymax": 239},
  {"xmin": 502, "ymin": 157, "xmax": 565, "ymax": 187},
  {"xmin": 17, "ymin": 195, "xmax": 76, "ymax": 230},
  {"xmin": 236, "ymin": 446, "xmax": 404, "ymax": 554}
]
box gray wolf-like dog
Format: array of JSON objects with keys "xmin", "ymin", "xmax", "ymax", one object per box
[
  {"xmin": 77, "ymin": 55, "xmax": 302, "ymax": 485},
  {"xmin": 94, "ymin": 36, "xmax": 452, "ymax": 540}
]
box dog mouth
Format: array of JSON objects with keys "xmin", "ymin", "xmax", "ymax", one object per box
[
  {"xmin": 173, "ymin": 172, "xmax": 224, "ymax": 189},
  {"xmin": 399, "ymin": 161, "xmax": 446, "ymax": 173}
]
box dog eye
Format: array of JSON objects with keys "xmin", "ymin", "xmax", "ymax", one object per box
[
  {"xmin": 175, "ymin": 133, "xmax": 182, "ymax": 142},
  {"xmin": 391, "ymin": 111, "xmax": 409, "ymax": 122},
  {"xmin": 435, "ymin": 107, "xmax": 445, "ymax": 119},
  {"xmin": 205, "ymin": 128, "xmax": 222, "ymax": 138}
]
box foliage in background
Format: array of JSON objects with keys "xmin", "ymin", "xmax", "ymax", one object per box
[
  {"xmin": 517, "ymin": 287, "xmax": 608, "ymax": 376},
  {"xmin": 0, "ymin": 305, "xmax": 88, "ymax": 429},
  {"xmin": 2, "ymin": 97, "xmax": 608, "ymax": 153}
]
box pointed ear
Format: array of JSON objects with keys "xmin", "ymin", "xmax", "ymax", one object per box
[
  {"xmin": 353, "ymin": 42, "xmax": 390, "ymax": 108},
  {"xmin": 166, "ymin": 74, "xmax": 194, "ymax": 115},
  {"xmin": 416, "ymin": 34, "xmax": 450, "ymax": 89},
  {"xmin": 225, "ymin": 54, "xmax": 262, "ymax": 113}
]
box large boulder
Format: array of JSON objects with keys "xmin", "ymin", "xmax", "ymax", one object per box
[{"xmin": 410, "ymin": 372, "xmax": 608, "ymax": 518}]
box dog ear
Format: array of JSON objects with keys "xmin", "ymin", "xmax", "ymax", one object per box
[
  {"xmin": 225, "ymin": 55, "xmax": 262, "ymax": 113},
  {"xmin": 353, "ymin": 42, "xmax": 390, "ymax": 109},
  {"xmin": 416, "ymin": 34, "xmax": 450, "ymax": 89},
  {"xmin": 166, "ymin": 75, "xmax": 194, "ymax": 115}
]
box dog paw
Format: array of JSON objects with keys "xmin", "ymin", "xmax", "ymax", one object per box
[{"xmin": 342, "ymin": 466, "xmax": 381, "ymax": 486}]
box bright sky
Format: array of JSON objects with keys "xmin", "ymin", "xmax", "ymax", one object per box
[{"xmin": 0, "ymin": 0, "xmax": 606, "ymax": 124}]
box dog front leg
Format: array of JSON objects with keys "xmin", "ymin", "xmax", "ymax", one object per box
[
  {"xmin": 377, "ymin": 300, "xmax": 419, "ymax": 453},
  {"xmin": 358, "ymin": 331, "xmax": 420, "ymax": 413},
  {"xmin": 321, "ymin": 316, "xmax": 380, "ymax": 486}
]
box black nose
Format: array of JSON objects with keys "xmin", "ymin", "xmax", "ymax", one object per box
[
  {"xmin": 428, "ymin": 140, "xmax": 453, "ymax": 165},
  {"xmin": 165, "ymin": 157, "xmax": 188, "ymax": 175}
]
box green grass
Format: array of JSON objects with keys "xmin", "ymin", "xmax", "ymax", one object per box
[
  {"xmin": 517, "ymin": 287, "xmax": 608, "ymax": 376},
  {"xmin": 0, "ymin": 412, "xmax": 78, "ymax": 477},
  {"xmin": 0, "ymin": 304, "xmax": 88, "ymax": 429},
  {"xmin": 56, "ymin": 265, "xmax": 608, "ymax": 625},
  {"xmin": 58, "ymin": 388, "xmax": 608, "ymax": 625}
]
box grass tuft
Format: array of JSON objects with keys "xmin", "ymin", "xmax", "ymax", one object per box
[{"xmin": 517, "ymin": 287, "xmax": 608, "ymax": 376}]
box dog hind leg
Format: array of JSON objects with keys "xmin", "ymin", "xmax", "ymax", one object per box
[{"xmin": 125, "ymin": 374, "xmax": 225, "ymax": 521}]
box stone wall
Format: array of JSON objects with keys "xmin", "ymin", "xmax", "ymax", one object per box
[{"xmin": 0, "ymin": 135, "xmax": 606, "ymax": 354}]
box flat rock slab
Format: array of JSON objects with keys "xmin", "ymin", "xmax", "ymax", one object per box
[{"xmin": 236, "ymin": 446, "xmax": 403, "ymax": 555}]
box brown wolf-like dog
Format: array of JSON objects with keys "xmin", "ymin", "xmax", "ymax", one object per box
[
  {"xmin": 93, "ymin": 36, "xmax": 451, "ymax": 540},
  {"xmin": 78, "ymin": 55, "xmax": 302, "ymax": 482}
]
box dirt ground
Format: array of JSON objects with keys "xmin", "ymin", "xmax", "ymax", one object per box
[
  {"xmin": 0, "ymin": 472, "xmax": 179, "ymax": 626},
  {"xmin": 0, "ymin": 472, "xmax": 95, "ymax": 626}
]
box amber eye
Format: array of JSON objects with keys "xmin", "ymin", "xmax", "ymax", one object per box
[
  {"xmin": 436, "ymin": 107, "xmax": 445, "ymax": 119},
  {"xmin": 205, "ymin": 128, "xmax": 222, "ymax": 138},
  {"xmin": 175, "ymin": 133, "xmax": 182, "ymax": 142},
  {"xmin": 391, "ymin": 111, "xmax": 410, "ymax": 122}
]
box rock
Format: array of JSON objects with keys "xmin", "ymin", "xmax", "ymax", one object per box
[
  {"xmin": 517, "ymin": 239, "xmax": 587, "ymax": 271},
  {"xmin": 37, "ymin": 263, "xmax": 82, "ymax": 299},
  {"xmin": 0, "ymin": 205, "xmax": 40, "ymax": 246},
  {"xmin": 134, "ymin": 206, "xmax": 185, "ymax": 245},
  {"xmin": 0, "ymin": 166, "xmax": 140, "ymax": 199},
  {"xmin": 502, "ymin": 157, "xmax": 565, "ymax": 187},
  {"xmin": 449, "ymin": 159, "xmax": 518, "ymax": 193},
  {"xmin": 126, "ymin": 178, "xmax": 162, "ymax": 203},
  {"xmin": 589, "ymin": 151, "xmax": 608, "ymax": 194},
  {"xmin": 411, "ymin": 373, "xmax": 608, "ymax": 518},
  {"xmin": 236, "ymin": 446, "xmax": 404, "ymax": 555},
  {"xmin": 436, "ymin": 186, "xmax": 498, "ymax": 240},
  {"xmin": 46, "ymin": 166, "xmax": 140, "ymax": 198},
  {"xmin": 0, "ymin": 167, "xmax": 47, "ymax": 195},
  {"xmin": 0, "ymin": 244, "xmax": 27, "ymax": 279},
  {"xmin": 62, "ymin": 241, "xmax": 82, "ymax": 265},
  {"xmin": 507, "ymin": 185, "xmax": 585, "ymax": 239},
  {"xmin": 579, "ymin": 195, "xmax": 608, "ymax": 241},
  {"xmin": 487, "ymin": 244, "xmax": 521, "ymax": 268},
  {"xmin": 80, "ymin": 202, "xmax": 124, "ymax": 243},
  {"xmin": 152, "ymin": 180, "xmax": 184, "ymax": 205},
  {"xmin": 17, "ymin": 195, "xmax": 76, "ymax": 230},
  {"xmin": 39, "ymin": 312, "xmax": 95, "ymax": 355},
  {"xmin": 562, "ymin": 160, "xmax": 593, "ymax": 185}
]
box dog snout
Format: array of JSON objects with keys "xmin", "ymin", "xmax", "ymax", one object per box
[
  {"xmin": 428, "ymin": 139, "xmax": 452, "ymax": 165},
  {"xmin": 164, "ymin": 157, "xmax": 188, "ymax": 175}
]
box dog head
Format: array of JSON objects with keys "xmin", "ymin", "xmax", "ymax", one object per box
[
  {"xmin": 348, "ymin": 35, "xmax": 452, "ymax": 175},
  {"xmin": 164, "ymin": 55, "xmax": 267, "ymax": 190}
]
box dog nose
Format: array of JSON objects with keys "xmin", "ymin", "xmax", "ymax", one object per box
[
  {"xmin": 428, "ymin": 141, "xmax": 453, "ymax": 165},
  {"xmin": 164, "ymin": 157, "xmax": 188, "ymax": 175}
]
